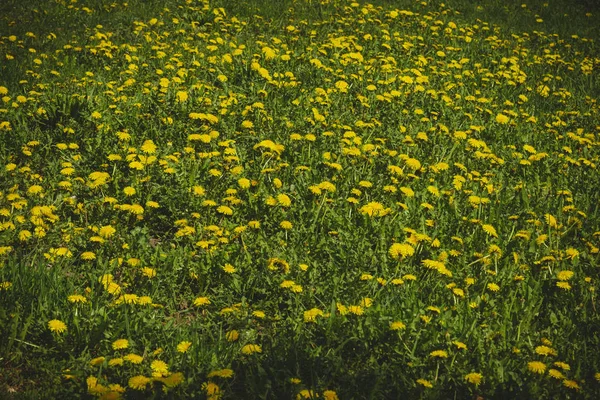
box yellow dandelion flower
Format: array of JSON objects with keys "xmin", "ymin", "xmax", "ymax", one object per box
[
  {"xmin": 430, "ymin": 350, "xmax": 448, "ymax": 358},
  {"xmin": 99, "ymin": 225, "xmax": 116, "ymax": 239},
  {"xmin": 277, "ymin": 193, "xmax": 292, "ymax": 207},
  {"xmin": 535, "ymin": 345, "xmax": 557, "ymax": 356},
  {"xmin": 140, "ymin": 140, "xmax": 157, "ymax": 154},
  {"xmin": 563, "ymin": 380, "xmax": 580, "ymax": 390},
  {"xmin": 241, "ymin": 344, "xmax": 262, "ymax": 355},
  {"xmin": 176, "ymin": 91, "xmax": 188, "ymax": 102},
  {"xmin": 81, "ymin": 251, "xmax": 96, "ymax": 260},
  {"xmin": 108, "ymin": 358, "xmax": 124, "ymax": 367},
  {"xmin": 203, "ymin": 381, "xmax": 221, "ymax": 397},
  {"xmin": 548, "ymin": 369, "xmax": 564, "ymax": 379},
  {"xmin": 388, "ymin": 243, "xmax": 415, "ymax": 259},
  {"xmin": 194, "ymin": 297, "xmax": 211, "ymax": 307},
  {"xmin": 112, "ymin": 339, "xmax": 129, "ymax": 350},
  {"xmin": 151, "ymin": 359, "xmax": 169, "ymax": 375},
  {"xmin": 554, "ymin": 362, "xmax": 570, "ymax": 370},
  {"xmin": 482, "ymin": 224, "xmax": 498, "ymax": 238},
  {"xmin": 128, "ymin": 375, "xmax": 151, "ymax": 390},
  {"xmin": 348, "ymin": 305, "xmax": 364, "ymax": 315},
  {"xmin": 217, "ymin": 205, "xmax": 233, "ymax": 215},
  {"xmin": 177, "ymin": 341, "xmax": 192, "ymax": 353},
  {"xmin": 323, "ymin": 390, "xmax": 339, "ymax": 400},
  {"xmin": 527, "ymin": 361, "xmax": 546, "ymax": 374},
  {"xmin": 68, "ymin": 294, "xmax": 87, "ymax": 303},
  {"xmin": 48, "ymin": 319, "xmax": 67, "ymax": 334},
  {"xmin": 556, "ymin": 281, "xmax": 572, "ymax": 290},
  {"xmin": 487, "ymin": 283, "xmax": 500, "ymax": 292},
  {"xmin": 208, "ymin": 369, "xmax": 234, "ymax": 378},
  {"xmin": 90, "ymin": 356, "xmax": 105, "ymax": 366},
  {"xmin": 222, "ymin": 264, "xmax": 236, "ymax": 274},
  {"xmin": 238, "ymin": 178, "xmax": 251, "ymax": 189},
  {"xmin": 304, "ymin": 308, "xmax": 324, "ymax": 322},
  {"xmin": 495, "ymin": 113, "xmax": 510, "ymax": 124},
  {"xmin": 390, "ymin": 321, "xmax": 406, "ymax": 331},
  {"xmin": 465, "ymin": 372, "xmax": 482, "ymax": 386},
  {"xmin": 557, "ymin": 270, "xmax": 574, "ymax": 281},
  {"xmin": 226, "ymin": 330, "xmax": 239, "ymax": 342},
  {"xmin": 280, "ymin": 220, "xmax": 293, "ymax": 230},
  {"xmin": 416, "ymin": 379, "xmax": 433, "ymax": 388},
  {"xmin": 123, "ymin": 353, "xmax": 143, "ymax": 364},
  {"xmin": 453, "ymin": 341, "xmax": 467, "ymax": 350}
]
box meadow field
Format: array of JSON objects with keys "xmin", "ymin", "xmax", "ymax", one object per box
[{"xmin": 1, "ymin": 0, "xmax": 599, "ymax": 398}]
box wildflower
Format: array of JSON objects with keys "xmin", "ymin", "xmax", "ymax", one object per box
[
  {"xmin": 194, "ymin": 297, "xmax": 211, "ymax": 307},
  {"xmin": 465, "ymin": 372, "xmax": 482, "ymax": 386},
  {"xmin": 297, "ymin": 390, "xmax": 317, "ymax": 399},
  {"xmin": 304, "ymin": 308, "xmax": 324, "ymax": 322},
  {"xmin": 99, "ymin": 225, "xmax": 116, "ymax": 238},
  {"xmin": 277, "ymin": 193, "xmax": 292, "ymax": 207},
  {"xmin": 390, "ymin": 321, "xmax": 406, "ymax": 330},
  {"xmin": 482, "ymin": 224, "xmax": 498, "ymax": 238},
  {"xmin": 535, "ymin": 345, "xmax": 556, "ymax": 356},
  {"xmin": 360, "ymin": 202, "xmax": 390, "ymax": 217},
  {"xmin": 128, "ymin": 375, "xmax": 151, "ymax": 390},
  {"xmin": 141, "ymin": 267, "xmax": 156, "ymax": 278},
  {"xmin": 487, "ymin": 283, "xmax": 500, "ymax": 292},
  {"xmin": 68, "ymin": 294, "xmax": 87, "ymax": 303},
  {"xmin": 238, "ymin": 178, "xmax": 251, "ymax": 189},
  {"xmin": 527, "ymin": 361, "xmax": 546, "ymax": 374},
  {"xmin": 108, "ymin": 358, "xmax": 124, "ymax": 367},
  {"xmin": 557, "ymin": 270, "xmax": 574, "ymax": 281},
  {"xmin": 241, "ymin": 344, "xmax": 262, "ymax": 355},
  {"xmin": 389, "ymin": 243, "xmax": 415, "ymax": 259},
  {"xmin": 27, "ymin": 185, "xmax": 43, "ymax": 195},
  {"xmin": 453, "ymin": 341, "xmax": 467, "ymax": 350},
  {"xmin": 177, "ymin": 341, "xmax": 192, "ymax": 353},
  {"xmin": 280, "ymin": 220, "xmax": 293, "ymax": 230},
  {"xmin": 202, "ymin": 381, "xmax": 220, "ymax": 398},
  {"xmin": 112, "ymin": 339, "xmax": 129, "ymax": 350},
  {"xmin": 563, "ymin": 380, "xmax": 580, "ymax": 390},
  {"xmin": 124, "ymin": 353, "xmax": 143, "ymax": 364},
  {"xmin": 495, "ymin": 113, "xmax": 510, "ymax": 124},
  {"xmin": 123, "ymin": 186, "xmax": 136, "ymax": 196},
  {"xmin": 81, "ymin": 251, "xmax": 96, "ymax": 260},
  {"xmin": 556, "ymin": 282, "xmax": 572, "ymax": 290},
  {"xmin": 140, "ymin": 140, "xmax": 157, "ymax": 154},
  {"xmin": 323, "ymin": 390, "xmax": 339, "ymax": 400},
  {"xmin": 151, "ymin": 360, "xmax": 169, "ymax": 375},
  {"xmin": 416, "ymin": 379, "xmax": 433, "ymax": 388},
  {"xmin": 430, "ymin": 350, "xmax": 448, "ymax": 358},
  {"xmin": 208, "ymin": 369, "xmax": 234, "ymax": 378},
  {"xmin": 48, "ymin": 319, "xmax": 67, "ymax": 334},
  {"xmin": 226, "ymin": 330, "xmax": 239, "ymax": 342},
  {"xmin": 554, "ymin": 362, "xmax": 570, "ymax": 370},
  {"xmin": 222, "ymin": 264, "xmax": 236, "ymax": 274},
  {"xmin": 548, "ymin": 369, "xmax": 564, "ymax": 379},
  {"xmin": 90, "ymin": 357, "xmax": 105, "ymax": 366},
  {"xmin": 348, "ymin": 305, "xmax": 364, "ymax": 315},
  {"xmin": 217, "ymin": 205, "xmax": 233, "ymax": 215},
  {"xmin": 176, "ymin": 91, "xmax": 188, "ymax": 102}
]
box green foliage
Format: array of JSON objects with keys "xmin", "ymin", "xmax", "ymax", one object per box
[{"xmin": 0, "ymin": 0, "xmax": 599, "ymax": 398}]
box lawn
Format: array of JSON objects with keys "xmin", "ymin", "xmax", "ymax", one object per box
[{"xmin": 1, "ymin": 0, "xmax": 599, "ymax": 398}]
